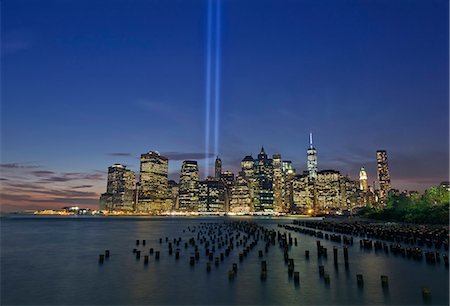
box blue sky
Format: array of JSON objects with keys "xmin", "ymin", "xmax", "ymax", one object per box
[{"xmin": 1, "ymin": 0, "xmax": 448, "ymax": 211}]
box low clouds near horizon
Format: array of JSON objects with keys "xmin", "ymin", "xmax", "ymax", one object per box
[{"xmin": 1, "ymin": 163, "xmax": 105, "ymax": 212}]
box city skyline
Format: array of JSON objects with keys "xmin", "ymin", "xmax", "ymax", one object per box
[
  {"xmin": 98, "ymin": 138, "xmax": 444, "ymax": 214},
  {"xmin": 1, "ymin": 0, "xmax": 448, "ymax": 211}
]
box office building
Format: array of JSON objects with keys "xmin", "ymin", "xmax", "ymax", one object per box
[
  {"xmin": 359, "ymin": 167, "xmax": 368, "ymax": 191},
  {"xmin": 99, "ymin": 164, "xmax": 136, "ymax": 211},
  {"xmin": 137, "ymin": 151, "xmax": 171, "ymax": 212},
  {"xmin": 178, "ymin": 160, "xmax": 200, "ymax": 211},
  {"xmin": 376, "ymin": 150, "xmax": 391, "ymax": 203},
  {"xmin": 198, "ymin": 178, "xmax": 227, "ymax": 212},
  {"xmin": 307, "ymin": 133, "xmax": 318, "ymax": 181}
]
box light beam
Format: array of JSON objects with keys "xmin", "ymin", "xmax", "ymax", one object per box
[{"xmin": 204, "ymin": 0, "xmax": 213, "ymax": 178}]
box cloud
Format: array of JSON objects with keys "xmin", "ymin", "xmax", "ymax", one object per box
[
  {"xmin": 106, "ymin": 153, "xmax": 133, "ymax": 157},
  {"xmin": 72, "ymin": 185, "xmax": 94, "ymax": 189},
  {"xmin": 0, "ymin": 164, "xmax": 105, "ymax": 212},
  {"xmin": 31, "ymin": 170, "xmax": 55, "ymax": 177},
  {"xmin": 162, "ymin": 152, "xmax": 215, "ymax": 161},
  {"xmin": 38, "ymin": 172, "xmax": 105, "ymax": 183},
  {"xmin": 0, "ymin": 163, "xmax": 40, "ymax": 169}
]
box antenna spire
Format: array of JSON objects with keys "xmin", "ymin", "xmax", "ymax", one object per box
[{"xmin": 309, "ymin": 132, "xmax": 313, "ymax": 148}]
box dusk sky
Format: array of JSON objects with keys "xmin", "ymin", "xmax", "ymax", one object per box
[{"xmin": 1, "ymin": 0, "xmax": 448, "ymax": 211}]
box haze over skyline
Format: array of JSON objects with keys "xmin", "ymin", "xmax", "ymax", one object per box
[{"xmin": 1, "ymin": 0, "xmax": 448, "ymax": 211}]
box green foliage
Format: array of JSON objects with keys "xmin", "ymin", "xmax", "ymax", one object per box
[
  {"xmin": 361, "ymin": 185, "xmax": 449, "ymax": 224},
  {"xmin": 423, "ymin": 186, "xmax": 450, "ymax": 204}
]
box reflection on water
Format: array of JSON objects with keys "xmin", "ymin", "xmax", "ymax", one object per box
[{"xmin": 1, "ymin": 216, "xmax": 448, "ymax": 305}]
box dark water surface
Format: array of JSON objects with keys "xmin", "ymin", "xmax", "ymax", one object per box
[{"xmin": 1, "ymin": 216, "xmax": 448, "ymax": 305}]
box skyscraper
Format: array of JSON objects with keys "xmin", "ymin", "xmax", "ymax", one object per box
[
  {"xmin": 359, "ymin": 167, "xmax": 368, "ymax": 191},
  {"xmin": 315, "ymin": 170, "xmax": 342, "ymax": 211},
  {"xmin": 230, "ymin": 174, "xmax": 252, "ymax": 213},
  {"xmin": 241, "ymin": 155, "xmax": 254, "ymax": 180},
  {"xmin": 376, "ymin": 150, "xmax": 391, "ymax": 203},
  {"xmin": 168, "ymin": 180, "xmax": 179, "ymax": 210},
  {"xmin": 272, "ymin": 154, "xmax": 284, "ymax": 212},
  {"xmin": 178, "ymin": 160, "xmax": 200, "ymax": 211},
  {"xmin": 139, "ymin": 151, "xmax": 169, "ymax": 198},
  {"xmin": 220, "ymin": 171, "xmax": 235, "ymax": 189},
  {"xmin": 307, "ymin": 133, "xmax": 318, "ymax": 181},
  {"xmin": 138, "ymin": 151, "xmax": 171, "ymax": 212},
  {"xmin": 253, "ymin": 147, "xmax": 274, "ymax": 212},
  {"xmin": 99, "ymin": 164, "xmax": 136, "ymax": 211},
  {"xmin": 215, "ymin": 156, "xmax": 222, "ymax": 179},
  {"xmin": 198, "ymin": 178, "xmax": 227, "ymax": 212}
]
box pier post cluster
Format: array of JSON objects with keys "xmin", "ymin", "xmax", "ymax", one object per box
[{"xmin": 97, "ymin": 218, "xmax": 447, "ymax": 301}]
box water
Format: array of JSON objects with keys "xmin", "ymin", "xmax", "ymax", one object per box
[{"xmin": 1, "ymin": 216, "xmax": 448, "ymax": 305}]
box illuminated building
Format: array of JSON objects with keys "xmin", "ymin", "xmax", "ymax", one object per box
[
  {"xmin": 307, "ymin": 133, "xmax": 318, "ymax": 181},
  {"xmin": 241, "ymin": 155, "xmax": 254, "ymax": 180},
  {"xmin": 272, "ymin": 154, "xmax": 285, "ymax": 212},
  {"xmin": 376, "ymin": 150, "xmax": 391, "ymax": 203},
  {"xmin": 137, "ymin": 151, "xmax": 171, "ymax": 212},
  {"xmin": 341, "ymin": 176, "xmax": 364, "ymax": 210},
  {"xmin": 315, "ymin": 170, "xmax": 342, "ymax": 211},
  {"xmin": 198, "ymin": 177, "xmax": 227, "ymax": 212},
  {"xmin": 230, "ymin": 174, "xmax": 252, "ymax": 213},
  {"xmin": 178, "ymin": 160, "xmax": 200, "ymax": 211},
  {"xmin": 253, "ymin": 147, "xmax": 274, "ymax": 212},
  {"xmin": 99, "ymin": 164, "xmax": 136, "ymax": 211},
  {"xmin": 359, "ymin": 167, "xmax": 368, "ymax": 191},
  {"xmin": 220, "ymin": 171, "xmax": 235, "ymax": 189},
  {"xmin": 282, "ymin": 160, "xmax": 296, "ymax": 211},
  {"xmin": 215, "ymin": 156, "xmax": 222, "ymax": 179},
  {"xmin": 292, "ymin": 173, "xmax": 314, "ymax": 213},
  {"xmin": 168, "ymin": 180, "xmax": 179, "ymax": 210}
]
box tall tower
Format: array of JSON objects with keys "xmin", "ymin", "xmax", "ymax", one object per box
[
  {"xmin": 272, "ymin": 154, "xmax": 284, "ymax": 212},
  {"xmin": 215, "ymin": 156, "xmax": 222, "ymax": 179},
  {"xmin": 241, "ymin": 155, "xmax": 254, "ymax": 180},
  {"xmin": 253, "ymin": 146, "xmax": 274, "ymax": 212},
  {"xmin": 359, "ymin": 167, "xmax": 368, "ymax": 191},
  {"xmin": 100, "ymin": 164, "xmax": 136, "ymax": 211},
  {"xmin": 179, "ymin": 160, "xmax": 200, "ymax": 211},
  {"xmin": 139, "ymin": 151, "xmax": 169, "ymax": 199},
  {"xmin": 307, "ymin": 132, "xmax": 318, "ymax": 181},
  {"xmin": 376, "ymin": 150, "xmax": 391, "ymax": 203},
  {"xmin": 138, "ymin": 151, "xmax": 170, "ymax": 212}
]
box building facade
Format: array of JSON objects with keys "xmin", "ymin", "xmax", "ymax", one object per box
[
  {"xmin": 137, "ymin": 151, "xmax": 171, "ymax": 212},
  {"xmin": 307, "ymin": 133, "xmax": 318, "ymax": 181},
  {"xmin": 230, "ymin": 174, "xmax": 252, "ymax": 213},
  {"xmin": 215, "ymin": 156, "xmax": 222, "ymax": 179},
  {"xmin": 99, "ymin": 164, "xmax": 136, "ymax": 211},
  {"xmin": 178, "ymin": 160, "xmax": 200, "ymax": 211},
  {"xmin": 198, "ymin": 178, "xmax": 228, "ymax": 212},
  {"xmin": 376, "ymin": 150, "xmax": 391, "ymax": 204},
  {"xmin": 359, "ymin": 167, "xmax": 368, "ymax": 191}
]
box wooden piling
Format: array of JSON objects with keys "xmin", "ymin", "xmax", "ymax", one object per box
[
  {"xmin": 319, "ymin": 265, "xmax": 325, "ymax": 277},
  {"xmin": 357, "ymin": 274, "xmax": 364, "ymax": 287},
  {"xmin": 381, "ymin": 275, "xmax": 389, "ymax": 288},
  {"xmin": 294, "ymin": 271, "xmax": 300, "ymax": 284}
]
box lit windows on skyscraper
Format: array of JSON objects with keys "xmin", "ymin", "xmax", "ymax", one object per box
[
  {"xmin": 198, "ymin": 179, "xmax": 227, "ymax": 212},
  {"xmin": 138, "ymin": 151, "xmax": 171, "ymax": 212},
  {"xmin": 359, "ymin": 167, "xmax": 368, "ymax": 191},
  {"xmin": 376, "ymin": 150, "xmax": 391, "ymax": 203},
  {"xmin": 179, "ymin": 160, "xmax": 200, "ymax": 211},
  {"xmin": 307, "ymin": 133, "xmax": 318, "ymax": 181},
  {"xmin": 100, "ymin": 164, "xmax": 136, "ymax": 211}
]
